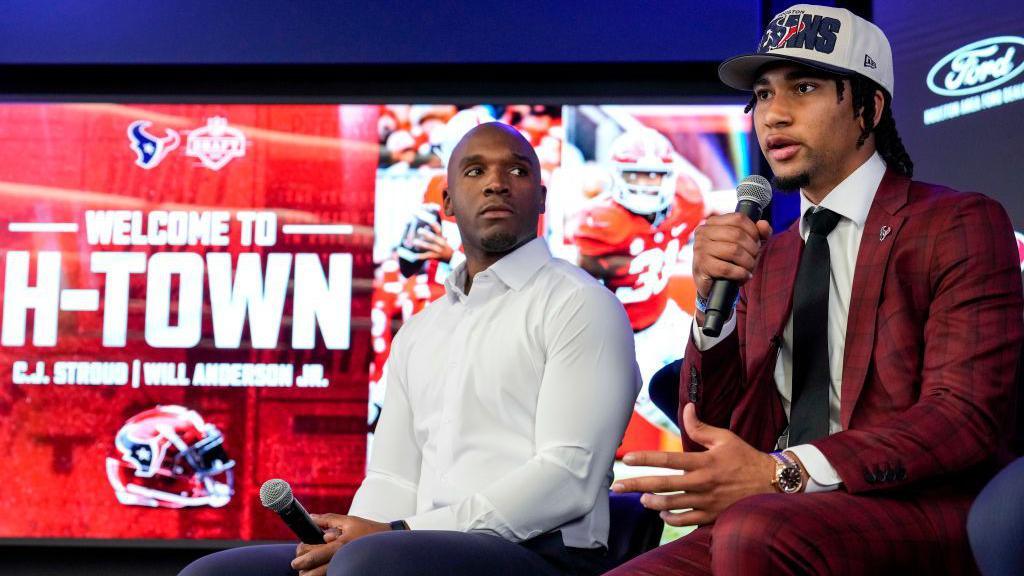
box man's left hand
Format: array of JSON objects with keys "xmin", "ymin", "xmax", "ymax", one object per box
[
  {"xmin": 291, "ymin": 514, "xmax": 391, "ymax": 576},
  {"xmin": 611, "ymin": 403, "xmax": 776, "ymax": 526}
]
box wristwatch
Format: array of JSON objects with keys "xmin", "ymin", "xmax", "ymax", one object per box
[
  {"xmin": 769, "ymin": 451, "xmax": 804, "ymax": 494},
  {"xmin": 389, "ymin": 520, "xmax": 409, "ymax": 531}
]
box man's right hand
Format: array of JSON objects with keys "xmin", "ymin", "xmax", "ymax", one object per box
[
  {"xmin": 291, "ymin": 514, "xmax": 391, "ymax": 576},
  {"xmin": 692, "ymin": 213, "xmax": 772, "ymax": 322},
  {"xmin": 411, "ymin": 221, "xmax": 454, "ymax": 263}
]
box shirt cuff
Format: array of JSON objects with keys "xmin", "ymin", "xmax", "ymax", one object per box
[
  {"xmin": 691, "ymin": 312, "xmax": 737, "ymax": 351},
  {"xmin": 402, "ymin": 506, "xmax": 458, "ymax": 532},
  {"xmin": 786, "ymin": 444, "xmax": 842, "ymax": 493}
]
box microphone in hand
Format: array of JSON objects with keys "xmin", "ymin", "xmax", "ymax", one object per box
[
  {"xmin": 701, "ymin": 175, "xmax": 773, "ymax": 337},
  {"xmin": 260, "ymin": 478, "xmax": 326, "ymax": 544}
]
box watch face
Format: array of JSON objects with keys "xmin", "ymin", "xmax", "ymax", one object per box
[{"xmin": 779, "ymin": 466, "xmax": 802, "ymax": 493}]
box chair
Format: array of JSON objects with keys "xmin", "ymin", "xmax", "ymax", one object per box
[
  {"xmin": 606, "ymin": 491, "xmax": 664, "ymax": 565},
  {"xmin": 967, "ymin": 349, "xmax": 1024, "ymax": 575},
  {"xmin": 648, "ymin": 359, "xmax": 683, "ymax": 428}
]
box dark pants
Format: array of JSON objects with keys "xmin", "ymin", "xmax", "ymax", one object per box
[
  {"xmin": 604, "ymin": 490, "xmax": 979, "ymax": 575},
  {"xmin": 968, "ymin": 457, "xmax": 1024, "ymax": 576},
  {"xmin": 178, "ymin": 530, "xmax": 612, "ymax": 576}
]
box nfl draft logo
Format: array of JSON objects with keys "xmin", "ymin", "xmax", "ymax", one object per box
[
  {"xmin": 186, "ymin": 117, "xmax": 246, "ymax": 171},
  {"xmin": 127, "ymin": 120, "xmax": 180, "ymax": 169}
]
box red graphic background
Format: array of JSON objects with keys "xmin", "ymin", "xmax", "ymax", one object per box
[{"xmin": 0, "ymin": 104, "xmax": 379, "ymax": 540}]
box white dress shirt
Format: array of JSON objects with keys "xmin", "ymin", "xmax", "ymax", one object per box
[
  {"xmin": 693, "ymin": 152, "xmax": 887, "ymax": 490},
  {"xmin": 349, "ymin": 237, "xmax": 641, "ymax": 548}
]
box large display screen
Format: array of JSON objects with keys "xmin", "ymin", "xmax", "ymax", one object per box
[
  {"xmin": 0, "ymin": 102, "xmax": 751, "ymax": 542},
  {"xmin": 875, "ymin": 0, "xmax": 1024, "ymax": 233}
]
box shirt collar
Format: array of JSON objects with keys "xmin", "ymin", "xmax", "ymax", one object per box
[
  {"xmin": 444, "ymin": 237, "xmax": 551, "ymax": 302},
  {"xmin": 799, "ymin": 151, "xmax": 886, "ymax": 240}
]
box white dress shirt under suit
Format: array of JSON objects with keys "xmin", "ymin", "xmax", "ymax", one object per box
[
  {"xmin": 349, "ymin": 237, "xmax": 641, "ymax": 549},
  {"xmin": 694, "ymin": 152, "xmax": 888, "ymax": 491}
]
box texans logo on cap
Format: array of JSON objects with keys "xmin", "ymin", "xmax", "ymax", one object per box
[
  {"xmin": 758, "ymin": 9, "xmax": 842, "ymax": 56},
  {"xmin": 719, "ymin": 4, "xmax": 895, "ymax": 97}
]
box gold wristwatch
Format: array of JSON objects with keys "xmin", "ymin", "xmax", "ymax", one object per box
[{"xmin": 769, "ymin": 451, "xmax": 804, "ymax": 494}]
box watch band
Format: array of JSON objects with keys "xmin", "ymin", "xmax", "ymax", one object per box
[
  {"xmin": 389, "ymin": 520, "xmax": 409, "ymax": 531},
  {"xmin": 772, "ymin": 450, "xmax": 796, "ymax": 468},
  {"xmin": 769, "ymin": 451, "xmax": 804, "ymax": 494}
]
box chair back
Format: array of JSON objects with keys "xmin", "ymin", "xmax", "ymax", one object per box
[{"xmin": 606, "ymin": 491, "xmax": 664, "ymax": 565}]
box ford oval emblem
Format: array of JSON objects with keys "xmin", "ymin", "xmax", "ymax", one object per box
[{"xmin": 926, "ymin": 36, "xmax": 1024, "ymax": 97}]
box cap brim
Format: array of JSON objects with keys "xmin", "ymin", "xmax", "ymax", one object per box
[{"xmin": 718, "ymin": 53, "xmax": 854, "ymax": 91}]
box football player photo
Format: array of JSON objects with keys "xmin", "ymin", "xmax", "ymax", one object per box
[{"xmin": 552, "ymin": 105, "xmax": 752, "ymax": 453}]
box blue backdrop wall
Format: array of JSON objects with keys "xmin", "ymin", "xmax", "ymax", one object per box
[{"xmin": 1, "ymin": 0, "xmax": 762, "ymax": 64}]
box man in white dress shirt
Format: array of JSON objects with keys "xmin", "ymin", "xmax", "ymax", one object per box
[{"xmin": 179, "ymin": 121, "xmax": 640, "ymax": 576}]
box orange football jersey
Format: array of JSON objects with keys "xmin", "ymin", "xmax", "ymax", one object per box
[{"xmin": 574, "ymin": 192, "xmax": 704, "ymax": 331}]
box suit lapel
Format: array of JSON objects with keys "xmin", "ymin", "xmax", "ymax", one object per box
[
  {"xmin": 759, "ymin": 226, "xmax": 802, "ymax": 347},
  {"xmin": 840, "ymin": 169, "xmax": 910, "ymax": 428},
  {"xmin": 732, "ymin": 226, "xmax": 801, "ymax": 450}
]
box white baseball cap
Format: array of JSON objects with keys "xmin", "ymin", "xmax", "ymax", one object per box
[{"xmin": 718, "ymin": 4, "xmax": 894, "ymax": 96}]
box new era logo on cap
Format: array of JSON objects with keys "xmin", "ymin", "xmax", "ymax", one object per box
[{"xmin": 718, "ymin": 4, "xmax": 895, "ymax": 97}]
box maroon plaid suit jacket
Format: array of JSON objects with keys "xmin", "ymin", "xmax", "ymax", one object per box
[{"xmin": 681, "ymin": 169, "xmax": 1023, "ymax": 496}]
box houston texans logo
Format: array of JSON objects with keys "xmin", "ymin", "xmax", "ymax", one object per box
[
  {"xmin": 776, "ymin": 20, "xmax": 807, "ymax": 49},
  {"xmin": 128, "ymin": 120, "xmax": 180, "ymax": 169},
  {"xmin": 759, "ymin": 12, "xmax": 840, "ymax": 55}
]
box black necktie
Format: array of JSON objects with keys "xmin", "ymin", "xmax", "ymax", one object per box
[{"xmin": 789, "ymin": 207, "xmax": 842, "ymax": 445}]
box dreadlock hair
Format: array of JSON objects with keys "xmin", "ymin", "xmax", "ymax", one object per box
[{"xmin": 744, "ymin": 72, "xmax": 914, "ymax": 177}]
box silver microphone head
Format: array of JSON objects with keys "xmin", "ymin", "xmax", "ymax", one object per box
[
  {"xmin": 259, "ymin": 478, "xmax": 294, "ymax": 512},
  {"xmin": 736, "ymin": 175, "xmax": 772, "ymax": 208}
]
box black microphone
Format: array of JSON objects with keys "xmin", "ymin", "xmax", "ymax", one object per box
[
  {"xmin": 260, "ymin": 478, "xmax": 326, "ymax": 544},
  {"xmin": 702, "ymin": 175, "xmax": 773, "ymax": 337}
]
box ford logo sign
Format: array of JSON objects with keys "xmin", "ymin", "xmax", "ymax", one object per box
[{"xmin": 927, "ymin": 36, "xmax": 1024, "ymax": 97}]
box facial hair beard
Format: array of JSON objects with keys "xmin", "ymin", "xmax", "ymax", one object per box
[
  {"xmin": 772, "ymin": 172, "xmax": 811, "ymax": 192},
  {"xmin": 480, "ymin": 232, "xmax": 518, "ymax": 253}
]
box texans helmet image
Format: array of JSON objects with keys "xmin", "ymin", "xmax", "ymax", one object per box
[
  {"xmin": 608, "ymin": 128, "xmax": 680, "ymax": 221},
  {"xmin": 105, "ymin": 405, "xmax": 235, "ymax": 509}
]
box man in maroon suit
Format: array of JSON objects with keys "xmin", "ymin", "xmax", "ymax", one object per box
[{"xmin": 607, "ymin": 4, "xmax": 1023, "ymax": 575}]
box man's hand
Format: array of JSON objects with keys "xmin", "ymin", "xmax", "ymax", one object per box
[
  {"xmin": 291, "ymin": 514, "xmax": 391, "ymax": 576},
  {"xmin": 692, "ymin": 213, "xmax": 772, "ymax": 320},
  {"xmin": 611, "ymin": 403, "xmax": 776, "ymax": 526},
  {"xmin": 412, "ymin": 221, "xmax": 454, "ymax": 262}
]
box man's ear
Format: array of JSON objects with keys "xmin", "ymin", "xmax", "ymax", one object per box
[
  {"xmin": 538, "ymin": 185, "xmax": 547, "ymax": 215},
  {"xmin": 872, "ymin": 89, "xmax": 885, "ymax": 127},
  {"xmin": 854, "ymin": 89, "xmax": 887, "ymax": 138},
  {"xmin": 442, "ymin": 188, "xmax": 454, "ymax": 217}
]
